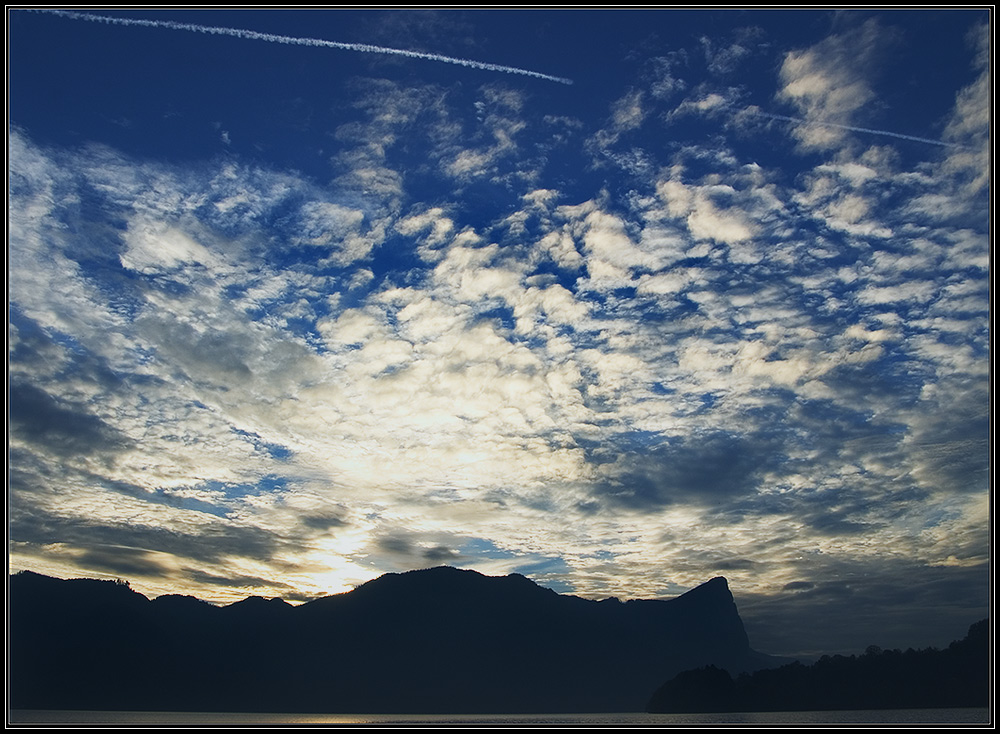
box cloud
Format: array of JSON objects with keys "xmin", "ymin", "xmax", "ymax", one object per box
[
  {"xmin": 775, "ymin": 19, "xmax": 884, "ymax": 150},
  {"xmin": 611, "ymin": 90, "xmax": 646, "ymax": 132},
  {"xmin": 595, "ymin": 430, "xmax": 783, "ymax": 510},
  {"xmin": 586, "ymin": 89, "xmax": 650, "ymax": 160},
  {"xmin": 686, "ymin": 194, "xmax": 754, "ymax": 245},
  {"xmin": 701, "ymin": 36, "xmax": 753, "ymax": 76},
  {"xmin": 9, "ymin": 381, "xmax": 133, "ymax": 459},
  {"xmin": 934, "ymin": 22, "xmax": 991, "ymax": 204},
  {"xmin": 76, "ymin": 546, "xmax": 173, "ymax": 578}
]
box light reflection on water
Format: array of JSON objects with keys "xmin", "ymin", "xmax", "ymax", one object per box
[{"xmin": 8, "ymin": 708, "xmax": 991, "ymax": 726}]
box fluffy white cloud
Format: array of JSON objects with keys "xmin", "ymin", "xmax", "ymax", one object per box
[{"xmin": 776, "ymin": 19, "xmax": 882, "ymax": 150}]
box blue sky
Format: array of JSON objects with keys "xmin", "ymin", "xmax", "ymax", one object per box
[{"xmin": 8, "ymin": 8, "xmax": 990, "ymax": 658}]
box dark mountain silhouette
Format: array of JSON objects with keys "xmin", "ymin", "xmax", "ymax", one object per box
[
  {"xmin": 647, "ymin": 619, "xmax": 989, "ymax": 713},
  {"xmin": 9, "ymin": 566, "xmax": 786, "ymax": 713}
]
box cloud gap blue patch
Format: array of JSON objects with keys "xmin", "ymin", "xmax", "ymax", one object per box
[{"xmin": 231, "ymin": 428, "xmax": 293, "ymax": 460}]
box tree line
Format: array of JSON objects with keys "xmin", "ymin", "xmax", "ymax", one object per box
[{"xmin": 648, "ymin": 619, "xmax": 988, "ymax": 713}]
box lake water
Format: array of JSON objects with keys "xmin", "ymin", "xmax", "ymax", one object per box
[{"xmin": 8, "ymin": 708, "xmax": 991, "ymax": 726}]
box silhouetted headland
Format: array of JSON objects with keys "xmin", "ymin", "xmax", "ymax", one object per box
[
  {"xmin": 647, "ymin": 619, "xmax": 988, "ymax": 713},
  {"xmin": 10, "ymin": 567, "xmax": 785, "ymax": 713}
]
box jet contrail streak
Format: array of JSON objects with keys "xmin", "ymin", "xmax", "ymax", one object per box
[
  {"xmin": 754, "ymin": 111, "xmax": 965, "ymax": 150},
  {"xmin": 35, "ymin": 9, "xmax": 574, "ymax": 85}
]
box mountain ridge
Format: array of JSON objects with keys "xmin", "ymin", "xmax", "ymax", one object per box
[{"xmin": 9, "ymin": 566, "xmax": 787, "ymax": 713}]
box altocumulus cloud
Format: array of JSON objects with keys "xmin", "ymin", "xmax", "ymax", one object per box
[{"xmin": 8, "ymin": 9, "xmax": 989, "ymax": 656}]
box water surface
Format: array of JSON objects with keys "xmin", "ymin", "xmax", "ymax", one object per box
[{"xmin": 9, "ymin": 708, "xmax": 991, "ymax": 726}]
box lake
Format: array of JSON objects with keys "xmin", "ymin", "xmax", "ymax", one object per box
[{"xmin": 8, "ymin": 708, "xmax": 991, "ymax": 726}]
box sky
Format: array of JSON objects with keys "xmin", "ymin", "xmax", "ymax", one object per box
[{"xmin": 7, "ymin": 8, "xmax": 991, "ymax": 659}]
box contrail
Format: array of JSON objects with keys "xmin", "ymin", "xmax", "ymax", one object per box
[
  {"xmin": 35, "ymin": 9, "xmax": 574, "ymax": 85},
  {"xmin": 753, "ymin": 110, "xmax": 965, "ymax": 150}
]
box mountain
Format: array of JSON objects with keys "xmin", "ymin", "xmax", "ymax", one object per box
[{"xmin": 9, "ymin": 566, "xmax": 785, "ymax": 713}]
